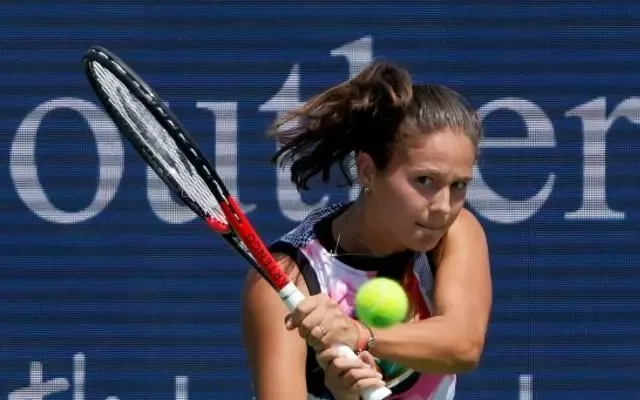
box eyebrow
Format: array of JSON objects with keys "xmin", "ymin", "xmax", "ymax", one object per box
[{"xmin": 412, "ymin": 167, "xmax": 473, "ymax": 182}]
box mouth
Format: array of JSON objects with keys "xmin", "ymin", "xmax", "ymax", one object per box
[{"xmin": 415, "ymin": 222, "xmax": 444, "ymax": 231}]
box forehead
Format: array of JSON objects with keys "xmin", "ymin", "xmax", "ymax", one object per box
[{"xmin": 390, "ymin": 129, "xmax": 476, "ymax": 177}]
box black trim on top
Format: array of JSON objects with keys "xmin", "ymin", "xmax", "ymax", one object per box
[{"xmin": 269, "ymin": 241, "xmax": 322, "ymax": 296}]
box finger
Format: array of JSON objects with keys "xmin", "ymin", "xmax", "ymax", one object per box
[
  {"xmin": 312, "ymin": 315, "xmax": 358, "ymax": 353},
  {"xmin": 315, "ymin": 347, "xmax": 340, "ymax": 371},
  {"xmin": 287, "ymin": 297, "xmax": 318, "ymax": 329},
  {"xmin": 284, "ymin": 314, "xmax": 294, "ymax": 330},
  {"xmin": 348, "ymin": 377, "xmax": 386, "ymax": 392},
  {"xmin": 325, "ymin": 356, "xmax": 367, "ymax": 379},
  {"xmin": 307, "ymin": 325, "xmax": 332, "ymax": 352},
  {"xmin": 298, "ymin": 310, "xmax": 327, "ymax": 342},
  {"xmin": 358, "ymin": 351, "xmax": 378, "ymax": 370},
  {"xmin": 341, "ymin": 367, "xmax": 384, "ymax": 387},
  {"xmin": 309, "ymin": 312, "xmax": 354, "ymax": 352}
]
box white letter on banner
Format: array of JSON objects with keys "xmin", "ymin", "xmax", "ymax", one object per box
[
  {"xmin": 260, "ymin": 64, "xmax": 329, "ymax": 222},
  {"xmin": 467, "ymin": 98, "xmax": 555, "ymax": 224},
  {"xmin": 11, "ymin": 98, "xmax": 123, "ymax": 224},
  {"xmin": 564, "ymin": 97, "xmax": 629, "ymax": 220}
]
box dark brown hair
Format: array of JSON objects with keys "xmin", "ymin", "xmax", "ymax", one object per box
[{"xmin": 269, "ymin": 60, "xmax": 483, "ymax": 191}]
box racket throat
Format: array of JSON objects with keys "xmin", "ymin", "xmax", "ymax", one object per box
[
  {"xmin": 206, "ymin": 216, "xmax": 230, "ymax": 233},
  {"xmin": 219, "ymin": 196, "xmax": 244, "ymax": 224}
]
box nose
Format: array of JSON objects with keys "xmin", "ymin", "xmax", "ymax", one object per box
[{"xmin": 428, "ymin": 187, "xmax": 451, "ymax": 221}]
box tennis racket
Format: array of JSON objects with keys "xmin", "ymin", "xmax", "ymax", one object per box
[{"xmin": 82, "ymin": 46, "xmax": 392, "ymax": 400}]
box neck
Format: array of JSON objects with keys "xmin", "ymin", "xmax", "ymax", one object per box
[{"xmin": 333, "ymin": 197, "xmax": 407, "ymax": 257}]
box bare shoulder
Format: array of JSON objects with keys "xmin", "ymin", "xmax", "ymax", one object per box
[
  {"xmin": 241, "ymin": 252, "xmax": 309, "ymax": 399},
  {"xmin": 432, "ymin": 208, "xmax": 487, "ymax": 264},
  {"xmin": 449, "ymin": 207, "xmax": 487, "ymax": 239}
]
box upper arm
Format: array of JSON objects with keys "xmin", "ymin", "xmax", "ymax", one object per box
[
  {"xmin": 241, "ymin": 253, "xmax": 309, "ymax": 400},
  {"xmin": 432, "ymin": 208, "xmax": 492, "ymax": 349}
]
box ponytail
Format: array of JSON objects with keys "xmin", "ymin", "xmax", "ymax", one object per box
[{"xmin": 268, "ymin": 61, "xmax": 414, "ymax": 190}]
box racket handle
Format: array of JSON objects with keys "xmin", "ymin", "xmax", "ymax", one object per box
[
  {"xmin": 333, "ymin": 344, "xmax": 393, "ymax": 400},
  {"xmin": 278, "ymin": 283, "xmax": 393, "ymax": 400}
]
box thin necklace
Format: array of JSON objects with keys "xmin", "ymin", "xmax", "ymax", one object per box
[{"xmin": 331, "ymin": 208, "xmax": 383, "ymax": 258}]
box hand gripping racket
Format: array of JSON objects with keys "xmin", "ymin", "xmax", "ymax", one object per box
[{"xmin": 82, "ymin": 46, "xmax": 392, "ymax": 400}]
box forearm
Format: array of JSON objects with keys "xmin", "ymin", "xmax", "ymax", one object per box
[{"xmin": 369, "ymin": 317, "xmax": 483, "ymax": 374}]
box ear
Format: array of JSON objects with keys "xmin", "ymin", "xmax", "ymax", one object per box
[{"xmin": 355, "ymin": 152, "xmax": 377, "ymax": 188}]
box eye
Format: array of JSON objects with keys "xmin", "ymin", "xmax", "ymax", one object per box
[
  {"xmin": 451, "ymin": 181, "xmax": 468, "ymax": 190},
  {"xmin": 416, "ymin": 176, "xmax": 433, "ymax": 186}
]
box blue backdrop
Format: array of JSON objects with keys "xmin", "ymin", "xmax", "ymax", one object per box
[{"xmin": 1, "ymin": 1, "xmax": 639, "ymax": 399}]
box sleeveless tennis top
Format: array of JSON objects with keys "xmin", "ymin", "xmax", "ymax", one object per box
[{"xmin": 269, "ymin": 203, "xmax": 456, "ymax": 400}]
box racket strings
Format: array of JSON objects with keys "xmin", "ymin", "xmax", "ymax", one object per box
[{"xmin": 90, "ymin": 62, "xmax": 227, "ymax": 223}]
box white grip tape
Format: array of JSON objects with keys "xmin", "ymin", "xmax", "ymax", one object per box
[
  {"xmin": 278, "ymin": 283, "xmax": 392, "ymax": 400},
  {"xmin": 280, "ymin": 282, "xmax": 306, "ymax": 311}
]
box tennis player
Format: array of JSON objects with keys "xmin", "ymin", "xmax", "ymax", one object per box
[{"xmin": 242, "ymin": 61, "xmax": 492, "ymax": 400}]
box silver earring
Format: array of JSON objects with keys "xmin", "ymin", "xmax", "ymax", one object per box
[{"xmin": 363, "ymin": 187, "xmax": 371, "ymax": 195}]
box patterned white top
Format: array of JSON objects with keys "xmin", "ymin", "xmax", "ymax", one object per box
[{"xmin": 270, "ymin": 203, "xmax": 456, "ymax": 400}]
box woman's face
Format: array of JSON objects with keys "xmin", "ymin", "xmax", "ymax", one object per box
[{"xmin": 359, "ymin": 128, "xmax": 476, "ymax": 253}]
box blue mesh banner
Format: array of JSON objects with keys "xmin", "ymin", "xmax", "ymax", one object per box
[{"xmin": 1, "ymin": 2, "xmax": 639, "ymax": 399}]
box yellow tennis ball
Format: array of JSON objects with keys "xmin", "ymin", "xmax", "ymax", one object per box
[{"xmin": 354, "ymin": 278, "xmax": 409, "ymax": 328}]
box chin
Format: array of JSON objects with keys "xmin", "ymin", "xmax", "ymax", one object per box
[
  {"xmin": 408, "ymin": 230, "xmax": 444, "ymax": 252},
  {"xmin": 407, "ymin": 237, "xmax": 440, "ymax": 252},
  {"xmin": 410, "ymin": 242, "xmax": 439, "ymax": 252}
]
